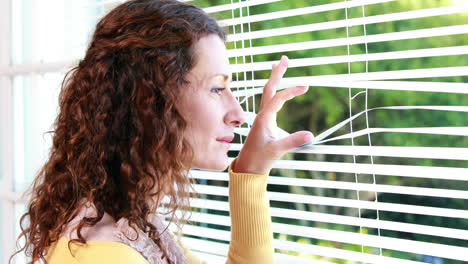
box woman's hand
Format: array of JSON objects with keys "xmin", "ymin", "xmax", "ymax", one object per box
[{"xmin": 234, "ymin": 56, "xmax": 313, "ymax": 174}]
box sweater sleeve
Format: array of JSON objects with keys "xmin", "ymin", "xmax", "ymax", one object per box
[{"xmin": 226, "ymin": 158, "xmax": 274, "ymax": 264}]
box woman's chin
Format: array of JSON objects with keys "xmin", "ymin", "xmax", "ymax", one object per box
[
  {"xmin": 191, "ymin": 157, "xmax": 230, "ymax": 171},
  {"xmin": 204, "ymin": 162, "xmax": 229, "ymax": 172}
]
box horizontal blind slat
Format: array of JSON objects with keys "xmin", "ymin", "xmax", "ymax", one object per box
[
  {"xmin": 174, "ymin": 224, "xmax": 429, "ymax": 264},
  {"xmin": 181, "ymin": 237, "xmax": 339, "ymax": 264},
  {"xmin": 272, "ymin": 239, "xmax": 428, "ymax": 264},
  {"xmin": 186, "ymin": 198, "xmax": 468, "ymax": 241},
  {"xmin": 230, "ymin": 66, "xmax": 468, "ymax": 91},
  {"xmin": 227, "ymin": 25, "xmax": 468, "ymax": 57},
  {"xmin": 193, "ymin": 184, "xmax": 468, "ymax": 219},
  {"xmin": 202, "ymin": 0, "xmax": 281, "ymax": 14},
  {"xmin": 190, "ymin": 171, "xmax": 468, "ymax": 199},
  {"xmin": 219, "ymin": 0, "xmax": 395, "ymax": 26},
  {"xmin": 228, "ymin": 144, "xmax": 468, "ymax": 160},
  {"xmin": 230, "ymin": 45, "xmax": 468, "ymax": 72},
  {"xmin": 181, "ymin": 210, "xmax": 468, "ymax": 241},
  {"xmin": 227, "ymin": 5, "xmax": 468, "ymax": 41},
  {"xmin": 188, "ymin": 251, "xmax": 227, "ymax": 263},
  {"xmin": 317, "ymin": 127, "xmax": 468, "ymax": 144},
  {"xmin": 180, "ymin": 237, "xmax": 228, "ymax": 255},
  {"xmin": 230, "ymin": 66, "xmax": 468, "ymax": 89},
  {"xmin": 265, "ymin": 159, "xmax": 468, "ymax": 180},
  {"xmin": 300, "ymin": 81, "xmax": 468, "ymax": 94},
  {"xmin": 273, "ymin": 253, "xmax": 338, "ymax": 264},
  {"xmin": 232, "ymin": 80, "xmax": 468, "ymax": 94},
  {"xmin": 179, "ymin": 215, "xmax": 468, "ymax": 261}
]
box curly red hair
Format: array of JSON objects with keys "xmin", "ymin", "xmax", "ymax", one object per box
[{"xmin": 11, "ymin": 1, "xmax": 226, "ymax": 263}]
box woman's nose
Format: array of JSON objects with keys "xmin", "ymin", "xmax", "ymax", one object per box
[{"xmin": 226, "ymin": 98, "xmax": 246, "ymax": 127}]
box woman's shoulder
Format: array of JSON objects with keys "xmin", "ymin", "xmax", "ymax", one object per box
[
  {"xmin": 46, "ymin": 236, "xmax": 149, "ymax": 264},
  {"xmin": 49, "ymin": 200, "xmax": 149, "ymax": 263},
  {"xmin": 61, "ymin": 199, "xmax": 121, "ymax": 242}
]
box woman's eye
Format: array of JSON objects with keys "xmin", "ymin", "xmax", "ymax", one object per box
[{"xmin": 211, "ymin": 87, "xmax": 226, "ymax": 95}]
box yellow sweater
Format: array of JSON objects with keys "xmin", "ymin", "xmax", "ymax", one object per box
[{"xmin": 46, "ymin": 159, "xmax": 274, "ymax": 263}]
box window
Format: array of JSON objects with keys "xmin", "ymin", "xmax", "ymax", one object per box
[{"xmin": 1, "ymin": 1, "xmax": 112, "ymax": 263}]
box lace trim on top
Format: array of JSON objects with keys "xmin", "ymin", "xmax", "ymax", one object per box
[{"xmin": 114, "ymin": 215, "xmax": 187, "ymax": 264}]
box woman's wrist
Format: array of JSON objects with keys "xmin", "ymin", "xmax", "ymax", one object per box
[{"xmin": 233, "ymin": 153, "xmax": 273, "ymax": 175}]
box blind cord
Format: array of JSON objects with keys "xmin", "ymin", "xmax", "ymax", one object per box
[
  {"xmin": 230, "ymin": 0, "xmax": 244, "ymax": 144},
  {"xmin": 246, "ymin": 1, "xmax": 256, "ymax": 118},
  {"xmin": 360, "ymin": 3, "xmax": 383, "ymax": 257},
  {"xmin": 344, "ymin": 1, "xmax": 365, "ymax": 258}
]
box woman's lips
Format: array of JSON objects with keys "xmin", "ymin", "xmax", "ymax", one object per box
[{"xmin": 216, "ymin": 135, "xmax": 234, "ymax": 143}]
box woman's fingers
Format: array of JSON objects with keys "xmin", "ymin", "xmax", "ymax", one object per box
[
  {"xmin": 260, "ymin": 85, "xmax": 309, "ymax": 121},
  {"xmin": 260, "ymin": 55, "xmax": 289, "ymax": 111},
  {"xmin": 235, "ymin": 55, "xmax": 313, "ymax": 174},
  {"xmin": 271, "ymin": 131, "xmax": 314, "ymax": 155}
]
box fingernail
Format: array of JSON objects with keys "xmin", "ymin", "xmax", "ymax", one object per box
[
  {"xmin": 304, "ymin": 133, "xmax": 313, "ymax": 142},
  {"xmin": 294, "ymin": 86, "xmax": 307, "ymax": 95},
  {"xmin": 280, "ymin": 55, "xmax": 288, "ymax": 66}
]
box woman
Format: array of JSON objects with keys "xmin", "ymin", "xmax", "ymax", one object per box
[{"xmin": 11, "ymin": 0, "xmax": 312, "ymax": 263}]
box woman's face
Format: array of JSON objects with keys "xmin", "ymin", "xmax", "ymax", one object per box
[{"xmin": 179, "ymin": 34, "xmax": 246, "ymax": 171}]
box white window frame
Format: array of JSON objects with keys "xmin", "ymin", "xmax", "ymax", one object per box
[{"xmin": 0, "ymin": 0, "xmax": 16, "ymax": 263}]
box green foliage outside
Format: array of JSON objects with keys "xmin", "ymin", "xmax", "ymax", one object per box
[{"xmin": 193, "ymin": 0, "xmax": 468, "ymax": 263}]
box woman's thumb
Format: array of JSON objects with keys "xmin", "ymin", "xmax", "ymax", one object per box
[{"xmin": 274, "ymin": 131, "xmax": 314, "ymax": 152}]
